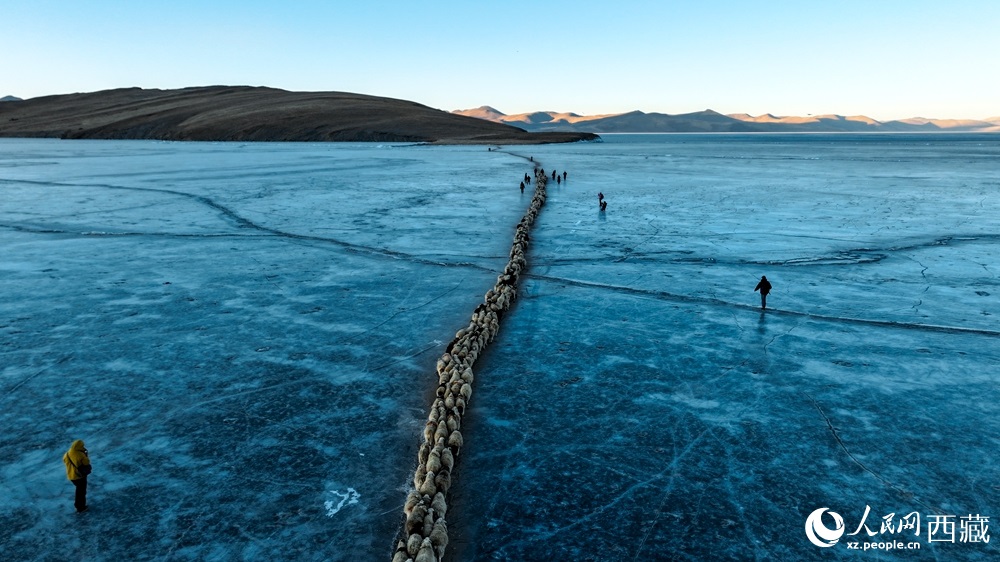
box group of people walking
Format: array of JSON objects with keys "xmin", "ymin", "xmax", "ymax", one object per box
[{"xmin": 522, "ymin": 169, "xmax": 569, "ymax": 192}]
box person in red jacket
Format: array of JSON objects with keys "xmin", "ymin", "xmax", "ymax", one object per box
[
  {"xmin": 754, "ymin": 276, "xmax": 772, "ymax": 309},
  {"xmin": 63, "ymin": 439, "xmax": 92, "ymax": 513}
]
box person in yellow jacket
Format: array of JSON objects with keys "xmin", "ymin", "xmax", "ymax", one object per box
[{"xmin": 63, "ymin": 439, "xmax": 92, "ymax": 513}]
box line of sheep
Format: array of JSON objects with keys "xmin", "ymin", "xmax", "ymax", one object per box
[{"xmin": 391, "ymin": 168, "xmax": 550, "ymax": 562}]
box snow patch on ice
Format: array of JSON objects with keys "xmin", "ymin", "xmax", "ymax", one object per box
[
  {"xmin": 640, "ymin": 392, "xmax": 720, "ymax": 409},
  {"xmin": 325, "ymin": 488, "xmax": 360, "ymax": 517},
  {"xmin": 104, "ymin": 358, "xmax": 141, "ymax": 372}
]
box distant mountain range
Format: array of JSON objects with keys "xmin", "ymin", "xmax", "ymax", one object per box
[
  {"xmin": 1, "ymin": 95, "xmax": 23, "ymax": 102},
  {"xmin": 0, "ymin": 88, "xmax": 596, "ymax": 144},
  {"xmin": 453, "ymin": 106, "xmax": 1000, "ymax": 133}
]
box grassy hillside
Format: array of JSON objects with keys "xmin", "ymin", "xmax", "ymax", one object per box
[{"xmin": 0, "ymin": 87, "xmax": 598, "ymax": 144}]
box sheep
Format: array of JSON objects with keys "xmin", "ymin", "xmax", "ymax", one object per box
[
  {"xmin": 404, "ymin": 490, "xmax": 421, "ymax": 517},
  {"xmin": 426, "ymin": 449, "xmax": 442, "ymax": 473},
  {"xmin": 397, "ymin": 162, "xmax": 549, "ymax": 554},
  {"xmin": 448, "ymin": 429, "xmax": 464, "ymax": 450},
  {"xmin": 430, "ymin": 518, "xmax": 449, "ymax": 559},
  {"xmin": 427, "ymin": 406, "xmax": 441, "ymax": 424},
  {"xmin": 422, "ymin": 507, "xmax": 436, "ymax": 537},
  {"xmin": 441, "ymin": 447, "xmax": 455, "ymax": 471},
  {"xmin": 406, "ymin": 503, "xmax": 427, "ymax": 534},
  {"xmin": 393, "ymin": 539, "xmax": 410, "ymax": 562},
  {"xmin": 407, "ymin": 533, "xmax": 423, "ymax": 556},
  {"xmin": 419, "ymin": 470, "xmax": 437, "ymax": 497},
  {"xmin": 446, "ymin": 413, "xmax": 460, "ymax": 433},
  {"xmin": 415, "ymin": 537, "xmax": 437, "ymax": 562},
  {"xmin": 434, "ymin": 468, "xmax": 452, "ymax": 494},
  {"xmin": 433, "ymin": 421, "xmax": 449, "ymax": 444},
  {"xmin": 413, "ymin": 464, "xmax": 426, "ymax": 490},
  {"xmin": 431, "ymin": 491, "xmax": 447, "ymax": 517}
]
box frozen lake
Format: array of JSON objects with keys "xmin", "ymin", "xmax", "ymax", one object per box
[{"xmin": 2, "ymin": 135, "xmax": 999, "ymax": 561}]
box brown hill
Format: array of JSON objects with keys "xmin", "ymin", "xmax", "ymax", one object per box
[
  {"xmin": 454, "ymin": 105, "xmax": 508, "ymax": 121},
  {"xmin": 456, "ymin": 105, "xmax": 1000, "ymax": 133},
  {"xmin": 0, "ymin": 87, "xmax": 598, "ymax": 144},
  {"xmin": 454, "ymin": 107, "xmax": 624, "ymax": 128},
  {"xmin": 893, "ymin": 117, "xmax": 1000, "ymax": 130},
  {"xmin": 468, "ymin": 108, "xmax": 755, "ymax": 133}
]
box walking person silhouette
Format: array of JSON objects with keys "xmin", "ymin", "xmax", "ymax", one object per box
[{"xmin": 754, "ymin": 276, "xmax": 772, "ymax": 309}]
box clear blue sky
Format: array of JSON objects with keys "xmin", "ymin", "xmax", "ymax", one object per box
[{"xmin": 2, "ymin": 1, "xmax": 998, "ymax": 120}]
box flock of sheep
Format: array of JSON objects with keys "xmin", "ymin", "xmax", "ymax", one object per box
[{"xmin": 391, "ymin": 166, "xmax": 550, "ymax": 562}]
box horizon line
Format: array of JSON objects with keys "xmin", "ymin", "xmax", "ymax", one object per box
[{"xmin": 3, "ymin": 86, "xmax": 997, "ymax": 123}]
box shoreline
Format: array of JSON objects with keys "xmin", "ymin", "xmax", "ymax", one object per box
[{"xmin": 0, "ymin": 133, "xmax": 601, "ymax": 145}]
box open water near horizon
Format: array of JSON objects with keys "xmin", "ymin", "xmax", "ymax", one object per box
[{"xmin": 1, "ymin": 134, "xmax": 998, "ymax": 561}]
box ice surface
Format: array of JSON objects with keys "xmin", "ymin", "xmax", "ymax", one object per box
[
  {"xmin": 446, "ymin": 135, "xmax": 1000, "ymax": 561},
  {"xmin": 2, "ymin": 135, "xmax": 999, "ymax": 561},
  {"xmin": 0, "ymin": 139, "xmax": 533, "ymax": 560}
]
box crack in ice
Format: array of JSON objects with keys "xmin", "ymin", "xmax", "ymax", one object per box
[
  {"xmin": 525, "ymin": 273, "xmax": 1000, "ymax": 337},
  {"xmin": 805, "ymin": 393, "xmax": 933, "ymax": 512}
]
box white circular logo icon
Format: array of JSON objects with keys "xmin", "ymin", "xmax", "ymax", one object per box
[{"xmin": 805, "ymin": 507, "xmax": 845, "ymax": 547}]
